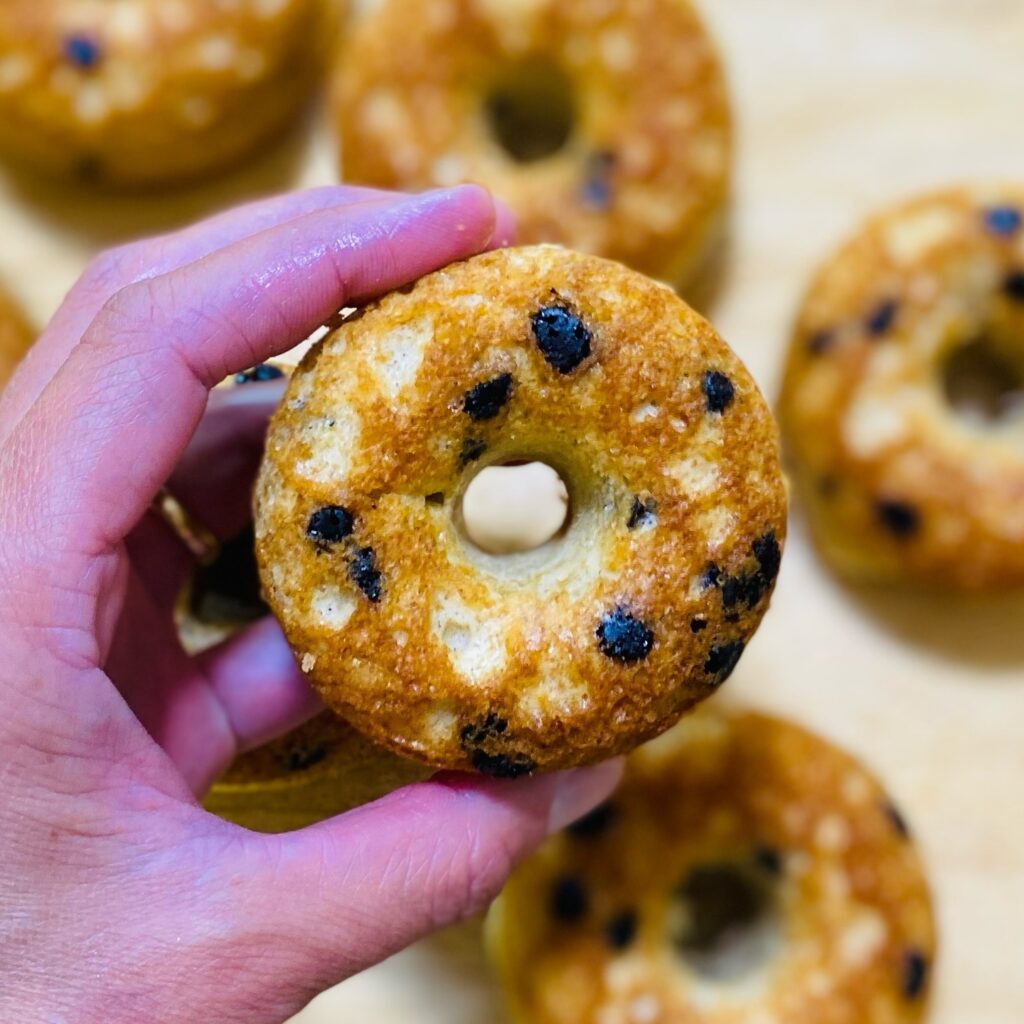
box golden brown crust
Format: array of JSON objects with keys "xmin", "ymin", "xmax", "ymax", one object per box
[
  {"xmin": 204, "ymin": 711, "xmax": 430, "ymax": 832},
  {"xmin": 255, "ymin": 246, "xmax": 786, "ymax": 774},
  {"xmin": 0, "ymin": 0, "xmax": 333, "ymax": 186},
  {"xmin": 0, "ymin": 282, "xmax": 34, "ymax": 389},
  {"xmin": 488, "ymin": 707, "xmax": 936, "ymax": 1024},
  {"xmin": 332, "ymin": 0, "xmax": 731, "ymax": 287},
  {"xmin": 779, "ymin": 185, "xmax": 1024, "ymax": 590}
]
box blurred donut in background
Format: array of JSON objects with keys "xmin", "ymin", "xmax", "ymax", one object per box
[
  {"xmin": 780, "ymin": 186, "xmax": 1024, "ymax": 590},
  {"xmin": 488, "ymin": 706, "xmax": 936, "ymax": 1024},
  {"xmin": 333, "ymin": 0, "xmax": 730, "ymax": 288},
  {"xmin": 0, "ymin": 0, "xmax": 333, "ymax": 187},
  {"xmin": 0, "ymin": 280, "xmax": 33, "ymax": 389}
]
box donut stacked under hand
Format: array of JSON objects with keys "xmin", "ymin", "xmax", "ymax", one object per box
[{"xmin": 255, "ymin": 245, "xmax": 787, "ymax": 775}]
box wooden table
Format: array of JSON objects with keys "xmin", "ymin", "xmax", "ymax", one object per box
[{"xmin": 3, "ymin": 2, "xmax": 1021, "ymax": 1021}]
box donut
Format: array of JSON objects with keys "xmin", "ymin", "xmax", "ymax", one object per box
[
  {"xmin": 487, "ymin": 707, "xmax": 936, "ymax": 1024},
  {"xmin": 779, "ymin": 186, "xmax": 1024, "ymax": 590},
  {"xmin": 254, "ymin": 245, "xmax": 786, "ymax": 775},
  {"xmin": 0, "ymin": 281, "xmax": 33, "ymax": 389},
  {"xmin": 0, "ymin": 0, "xmax": 331, "ymax": 187},
  {"xmin": 205, "ymin": 710, "xmax": 430, "ymax": 833},
  {"xmin": 332, "ymin": 0, "xmax": 730, "ymax": 286}
]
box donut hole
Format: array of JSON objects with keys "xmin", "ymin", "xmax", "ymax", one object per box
[
  {"xmin": 485, "ymin": 59, "xmax": 576, "ymax": 163},
  {"xmin": 671, "ymin": 863, "xmax": 780, "ymax": 982},
  {"xmin": 461, "ymin": 460, "xmax": 570, "ymax": 556},
  {"xmin": 941, "ymin": 335, "xmax": 1024, "ymax": 423}
]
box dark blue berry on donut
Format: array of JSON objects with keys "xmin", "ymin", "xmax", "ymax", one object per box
[
  {"xmin": 753, "ymin": 530, "xmax": 782, "ymax": 585},
  {"xmin": 752, "ymin": 844, "xmax": 783, "ymax": 876},
  {"xmin": 349, "ymin": 546, "xmax": 382, "ymax": 602},
  {"xmin": 876, "ymin": 500, "xmax": 920, "ymax": 539},
  {"xmin": 460, "ymin": 437, "xmax": 487, "ymax": 465},
  {"xmin": 597, "ymin": 609, "xmax": 654, "ymax": 663},
  {"xmin": 627, "ymin": 496, "xmax": 657, "ymax": 530},
  {"xmin": 702, "ymin": 370, "xmax": 735, "ymax": 413},
  {"xmin": 64, "ymin": 34, "xmax": 102, "ymax": 70},
  {"xmin": 580, "ymin": 150, "xmax": 616, "ymax": 210},
  {"xmin": 470, "ymin": 749, "xmax": 536, "ymax": 778},
  {"xmin": 885, "ymin": 800, "xmax": 911, "ymax": 839},
  {"xmin": 983, "ymin": 206, "xmax": 1022, "ymax": 236},
  {"xmin": 234, "ymin": 363, "xmax": 285, "ymax": 384},
  {"xmin": 566, "ymin": 801, "xmax": 617, "ymax": 839},
  {"xmin": 866, "ymin": 299, "xmax": 899, "ymax": 336},
  {"xmin": 807, "ymin": 328, "xmax": 835, "ymax": 355},
  {"xmin": 690, "ymin": 616, "xmax": 708, "ymax": 634},
  {"xmin": 463, "ymin": 373, "xmax": 514, "ymax": 421},
  {"xmin": 306, "ymin": 505, "xmax": 355, "ymax": 545},
  {"xmin": 550, "ymin": 876, "xmax": 588, "ymax": 923},
  {"xmin": 704, "ymin": 641, "xmax": 745, "ymax": 684},
  {"xmin": 531, "ymin": 305, "xmax": 592, "ymax": 374},
  {"xmin": 901, "ymin": 949, "xmax": 930, "ymax": 1000},
  {"xmin": 1003, "ymin": 270, "xmax": 1024, "ymax": 302},
  {"xmin": 700, "ymin": 563, "xmax": 722, "ymax": 590},
  {"xmin": 604, "ymin": 910, "xmax": 638, "ymax": 951},
  {"xmin": 282, "ymin": 742, "xmax": 328, "ymax": 774},
  {"xmin": 460, "ymin": 712, "xmax": 508, "ymax": 746}
]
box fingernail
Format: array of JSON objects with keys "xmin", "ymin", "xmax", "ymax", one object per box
[{"xmin": 547, "ymin": 759, "xmax": 624, "ymax": 834}]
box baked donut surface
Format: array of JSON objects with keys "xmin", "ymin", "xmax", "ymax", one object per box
[
  {"xmin": 0, "ymin": 281, "xmax": 33, "ymax": 389},
  {"xmin": 333, "ymin": 0, "xmax": 730, "ymax": 286},
  {"xmin": 255, "ymin": 246, "xmax": 786, "ymax": 774},
  {"xmin": 488, "ymin": 707, "xmax": 936, "ymax": 1024},
  {"xmin": 0, "ymin": 0, "xmax": 330, "ymax": 186},
  {"xmin": 780, "ymin": 186, "xmax": 1024, "ymax": 589},
  {"xmin": 204, "ymin": 711, "xmax": 430, "ymax": 832}
]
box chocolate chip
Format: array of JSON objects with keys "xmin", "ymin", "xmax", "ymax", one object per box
[
  {"xmin": 566, "ymin": 801, "xmax": 617, "ymax": 838},
  {"xmin": 189, "ymin": 524, "xmax": 267, "ymax": 624},
  {"xmin": 463, "ymin": 373, "xmax": 513, "ymax": 421},
  {"xmin": 807, "ymin": 329, "xmax": 835, "ymax": 355},
  {"xmin": 901, "ymin": 949, "xmax": 929, "ymax": 1000},
  {"xmin": 1003, "ymin": 270, "xmax": 1024, "ymax": 302},
  {"xmin": 866, "ymin": 300, "xmax": 899, "ymax": 336},
  {"xmin": 282, "ymin": 743, "xmax": 328, "ymax": 773},
  {"xmin": 627, "ymin": 496, "xmax": 657, "ymax": 530},
  {"xmin": 470, "ymin": 749, "xmax": 535, "ymax": 778},
  {"xmin": 532, "ymin": 305, "xmax": 592, "ymax": 374},
  {"xmin": 64, "ymin": 34, "xmax": 102, "ymax": 69},
  {"xmin": 876, "ymin": 500, "xmax": 920, "ymax": 539},
  {"xmin": 234, "ymin": 363, "xmax": 285, "ymax": 384},
  {"xmin": 702, "ymin": 370, "xmax": 735, "ymax": 413},
  {"xmin": 885, "ymin": 801, "xmax": 911, "ymax": 838},
  {"xmin": 349, "ymin": 546, "xmax": 382, "ymax": 602},
  {"xmin": 983, "ymin": 206, "xmax": 1022, "ymax": 236},
  {"xmin": 704, "ymin": 641, "xmax": 745, "ymax": 684},
  {"xmin": 581, "ymin": 150, "xmax": 616, "ymax": 209},
  {"xmin": 550, "ymin": 876, "xmax": 588, "ymax": 923},
  {"xmin": 597, "ymin": 609, "xmax": 654, "ymax": 663},
  {"xmin": 752, "ymin": 845, "xmax": 783, "ymax": 876},
  {"xmin": 460, "ymin": 438, "xmax": 487, "ymax": 465},
  {"xmin": 604, "ymin": 910, "xmax": 638, "ymax": 951},
  {"xmin": 753, "ymin": 531, "xmax": 782, "ymax": 584},
  {"xmin": 306, "ymin": 506, "xmax": 354, "ymax": 545},
  {"xmin": 700, "ymin": 563, "xmax": 722, "ymax": 590},
  {"xmin": 690, "ymin": 616, "xmax": 708, "ymax": 634}
]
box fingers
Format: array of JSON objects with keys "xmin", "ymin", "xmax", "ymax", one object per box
[
  {"xmin": 220, "ymin": 761, "xmax": 623, "ymax": 1002},
  {"xmin": 2, "ymin": 185, "xmax": 505, "ymax": 589}
]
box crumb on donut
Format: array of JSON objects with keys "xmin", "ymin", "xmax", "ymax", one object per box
[
  {"xmin": 597, "ymin": 609, "xmax": 655, "ymax": 663},
  {"xmin": 702, "ymin": 370, "xmax": 735, "ymax": 413},
  {"xmin": 531, "ymin": 304, "xmax": 592, "ymax": 374},
  {"xmin": 463, "ymin": 372, "xmax": 514, "ymax": 421}
]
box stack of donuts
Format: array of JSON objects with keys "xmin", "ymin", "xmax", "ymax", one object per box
[{"xmin": 3, "ymin": 1, "xmax": 1023, "ymax": 1021}]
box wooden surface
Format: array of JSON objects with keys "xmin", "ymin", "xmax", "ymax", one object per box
[{"xmin": 3, "ymin": 2, "xmax": 1022, "ymax": 1021}]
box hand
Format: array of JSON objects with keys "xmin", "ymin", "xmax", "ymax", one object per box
[{"xmin": 0, "ymin": 185, "xmax": 622, "ymax": 1023}]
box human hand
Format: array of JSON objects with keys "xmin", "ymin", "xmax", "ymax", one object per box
[{"xmin": 0, "ymin": 185, "xmax": 622, "ymax": 1023}]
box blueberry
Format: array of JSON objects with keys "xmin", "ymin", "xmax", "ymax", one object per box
[
  {"xmin": 566, "ymin": 801, "xmax": 617, "ymax": 838},
  {"xmin": 876, "ymin": 500, "xmax": 920, "ymax": 539},
  {"xmin": 690, "ymin": 616, "xmax": 708, "ymax": 634},
  {"xmin": 627, "ymin": 496, "xmax": 657, "ymax": 530},
  {"xmin": 983, "ymin": 206, "xmax": 1022, "ymax": 236},
  {"xmin": 282, "ymin": 743, "xmax": 328, "ymax": 773},
  {"xmin": 1004, "ymin": 271, "xmax": 1024, "ymax": 302},
  {"xmin": 349, "ymin": 546, "xmax": 382, "ymax": 602},
  {"xmin": 866, "ymin": 299, "xmax": 899, "ymax": 336},
  {"xmin": 700, "ymin": 563, "xmax": 722, "ymax": 590},
  {"xmin": 604, "ymin": 910, "xmax": 637, "ymax": 951},
  {"xmin": 597, "ymin": 609, "xmax": 654, "ymax": 663},
  {"xmin": 581, "ymin": 150, "xmax": 616, "ymax": 209},
  {"xmin": 901, "ymin": 949, "xmax": 929, "ymax": 1000},
  {"xmin": 470, "ymin": 749, "xmax": 535, "ymax": 778},
  {"xmin": 704, "ymin": 641, "xmax": 745, "ymax": 684},
  {"xmin": 463, "ymin": 373, "xmax": 513, "ymax": 421},
  {"xmin": 550, "ymin": 876, "xmax": 588, "ymax": 923},
  {"xmin": 459, "ymin": 713, "xmax": 508, "ymax": 748},
  {"xmin": 460, "ymin": 438, "xmax": 487, "ymax": 465},
  {"xmin": 807, "ymin": 329, "xmax": 835, "ymax": 355},
  {"xmin": 752, "ymin": 845, "xmax": 783, "ymax": 876},
  {"xmin": 885, "ymin": 801, "xmax": 911, "ymax": 839},
  {"xmin": 64, "ymin": 34, "xmax": 102, "ymax": 70},
  {"xmin": 753, "ymin": 531, "xmax": 782, "ymax": 584},
  {"xmin": 721, "ymin": 573, "xmax": 765, "ymax": 612},
  {"xmin": 306, "ymin": 506, "xmax": 354, "ymax": 545},
  {"xmin": 234, "ymin": 363, "xmax": 285, "ymax": 384},
  {"xmin": 532, "ymin": 305, "xmax": 592, "ymax": 374},
  {"xmin": 702, "ymin": 370, "xmax": 735, "ymax": 413}
]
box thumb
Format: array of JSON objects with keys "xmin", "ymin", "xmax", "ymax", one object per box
[{"xmin": 223, "ymin": 763, "xmax": 622, "ymax": 1008}]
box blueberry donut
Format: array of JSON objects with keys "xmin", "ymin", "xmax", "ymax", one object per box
[
  {"xmin": 488, "ymin": 707, "xmax": 936, "ymax": 1024},
  {"xmin": 332, "ymin": 0, "xmax": 730, "ymax": 286},
  {"xmin": 205, "ymin": 711, "xmax": 430, "ymax": 833},
  {"xmin": 780, "ymin": 186, "xmax": 1024, "ymax": 589},
  {"xmin": 0, "ymin": 0, "xmax": 331, "ymax": 186},
  {"xmin": 254, "ymin": 246, "xmax": 786, "ymax": 774},
  {"xmin": 0, "ymin": 281, "xmax": 32, "ymax": 389}
]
